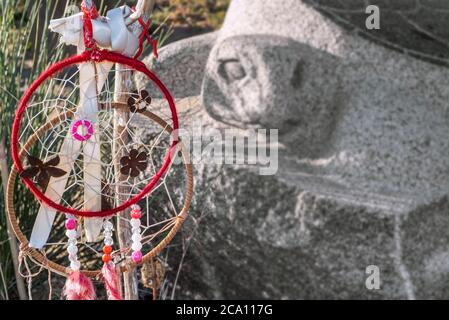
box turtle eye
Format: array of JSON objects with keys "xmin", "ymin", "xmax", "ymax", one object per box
[{"xmin": 218, "ymin": 59, "xmax": 246, "ymax": 83}]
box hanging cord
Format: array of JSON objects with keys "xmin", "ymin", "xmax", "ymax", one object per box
[
  {"xmin": 18, "ymin": 244, "xmax": 55, "ymax": 300},
  {"xmin": 47, "ymin": 268, "xmax": 53, "ymax": 300},
  {"xmin": 151, "ymin": 259, "xmax": 158, "ymax": 300},
  {"xmin": 18, "ymin": 244, "xmax": 43, "ymax": 300},
  {"xmin": 131, "ymin": 6, "xmax": 159, "ymax": 60},
  {"xmin": 81, "ymin": 1, "xmax": 99, "ymax": 50},
  {"xmin": 81, "ymin": 1, "xmax": 104, "ymax": 61},
  {"xmin": 42, "ymin": 251, "xmax": 53, "ymax": 300}
]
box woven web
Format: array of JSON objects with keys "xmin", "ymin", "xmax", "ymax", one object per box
[{"xmin": 14, "ymin": 62, "xmax": 191, "ymax": 274}]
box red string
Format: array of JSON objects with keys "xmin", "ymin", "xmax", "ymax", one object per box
[
  {"xmin": 12, "ymin": 52, "xmax": 179, "ymax": 218},
  {"xmin": 81, "ymin": 1, "xmax": 99, "ymax": 51},
  {"xmin": 131, "ymin": 7, "xmax": 159, "ymax": 60},
  {"xmin": 80, "ymin": 1, "xmax": 99, "ymax": 19}
]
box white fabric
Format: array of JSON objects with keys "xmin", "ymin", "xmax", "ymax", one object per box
[
  {"xmin": 107, "ymin": 6, "xmax": 139, "ymax": 57},
  {"xmin": 48, "ymin": 6, "xmax": 139, "ymax": 56},
  {"xmin": 48, "ymin": 13, "xmax": 83, "ymax": 47}
]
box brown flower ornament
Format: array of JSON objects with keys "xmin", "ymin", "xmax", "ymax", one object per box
[
  {"xmin": 127, "ymin": 90, "xmax": 152, "ymax": 113},
  {"xmin": 120, "ymin": 149, "xmax": 148, "ymax": 178},
  {"xmin": 21, "ymin": 155, "xmax": 67, "ymax": 189}
]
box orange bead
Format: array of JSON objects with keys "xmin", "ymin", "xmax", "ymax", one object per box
[
  {"xmin": 102, "ymin": 254, "xmax": 111, "ymax": 263},
  {"xmin": 103, "ymin": 245, "xmax": 113, "ymax": 254}
]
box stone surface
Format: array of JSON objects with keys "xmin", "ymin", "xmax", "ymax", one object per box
[
  {"xmin": 138, "ymin": 0, "xmax": 449, "ymax": 299},
  {"xmin": 304, "ymin": 0, "xmax": 449, "ymax": 66},
  {"xmin": 140, "ymin": 32, "xmax": 218, "ymax": 98},
  {"xmin": 166, "ymin": 105, "xmax": 412, "ymax": 299}
]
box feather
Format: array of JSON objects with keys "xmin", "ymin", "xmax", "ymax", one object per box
[
  {"xmin": 63, "ymin": 271, "xmax": 96, "ymax": 300},
  {"xmin": 102, "ymin": 263, "xmax": 123, "ymax": 300}
]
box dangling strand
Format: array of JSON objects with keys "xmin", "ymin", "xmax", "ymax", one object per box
[
  {"xmin": 63, "ymin": 215, "xmax": 96, "ymax": 300},
  {"xmin": 130, "ymin": 205, "xmax": 143, "ymax": 264},
  {"xmin": 102, "ymin": 219, "xmax": 114, "ymax": 264},
  {"xmin": 66, "ymin": 215, "xmax": 80, "ymax": 271},
  {"xmin": 101, "ymin": 218, "xmax": 122, "ymax": 300}
]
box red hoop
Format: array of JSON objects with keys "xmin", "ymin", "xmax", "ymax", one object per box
[{"xmin": 11, "ymin": 50, "xmax": 179, "ymax": 218}]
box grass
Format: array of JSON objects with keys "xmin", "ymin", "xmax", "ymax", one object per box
[{"xmin": 153, "ymin": 0, "xmax": 230, "ymax": 30}]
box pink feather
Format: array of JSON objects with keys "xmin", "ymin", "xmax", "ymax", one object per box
[
  {"xmin": 63, "ymin": 271, "xmax": 96, "ymax": 300},
  {"xmin": 102, "ymin": 263, "xmax": 123, "ymax": 300}
]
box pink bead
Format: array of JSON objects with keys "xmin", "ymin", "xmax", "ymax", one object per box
[
  {"xmin": 131, "ymin": 209, "xmax": 142, "ymax": 219},
  {"xmin": 65, "ymin": 219, "xmax": 76, "ymax": 230},
  {"xmin": 132, "ymin": 251, "xmax": 143, "ymax": 264},
  {"xmin": 71, "ymin": 119, "xmax": 94, "ymax": 142}
]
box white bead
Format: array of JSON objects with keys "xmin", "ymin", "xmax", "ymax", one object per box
[
  {"xmin": 131, "ymin": 227, "xmax": 140, "ymax": 234},
  {"xmin": 131, "ymin": 242, "xmax": 142, "ymax": 251},
  {"xmin": 131, "ymin": 233, "xmax": 142, "ymax": 243},
  {"xmin": 70, "ymin": 260, "xmax": 81, "ymax": 271},
  {"xmin": 103, "ymin": 221, "xmax": 113, "ymax": 230},
  {"xmin": 67, "ymin": 244, "xmax": 78, "ymax": 255},
  {"xmin": 131, "ymin": 204, "xmax": 141, "ymax": 211},
  {"xmin": 66, "ymin": 230, "xmax": 77, "ymax": 239},
  {"xmin": 104, "ymin": 238, "xmax": 114, "ymax": 246},
  {"xmin": 103, "ymin": 230, "xmax": 113, "ymax": 238},
  {"xmin": 68, "ymin": 238, "xmax": 77, "ymax": 245},
  {"xmin": 130, "ymin": 219, "xmax": 141, "ymax": 228}
]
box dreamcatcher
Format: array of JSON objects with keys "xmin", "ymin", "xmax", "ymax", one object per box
[{"xmin": 6, "ymin": 0, "xmax": 193, "ymax": 300}]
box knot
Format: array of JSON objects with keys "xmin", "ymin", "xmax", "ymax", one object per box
[
  {"xmin": 88, "ymin": 48, "xmax": 106, "ymax": 62},
  {"xmin": 19, "ymin": 243, "xmax": 31, "ymax": 257},
  {"xmin": 178, "ymin": 212, "xmax": 188, "ymax": 221},
  {"xmin": 81, "ymin": 1, "xmax": 99, "ymax": 20}
]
